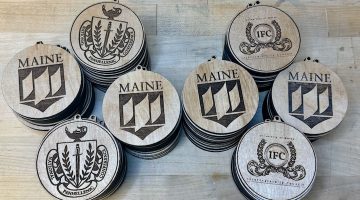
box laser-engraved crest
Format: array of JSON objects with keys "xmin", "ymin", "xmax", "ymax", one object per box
[
  {"xmin": 247, "ymin": 139, "xmax": 306, "ymax": 181},
  {"xmin": 79, "ymin": 5, "xmax": 135, "ymax": 65},
  {"xmin": 288, "ymin": 82, "xmax": 333, "ymax": 128},
  {"xmin": 18, "ymin": 64, "xmax": 65, "ymax": 112},
  {"xmin": 119, "ymin": 91, "xmax": 165, "ymax": 140},
  {"xmin": 197, "ymin": 80, "xmax": 245, "ymax": 127},
  {"xmin": 240, "ymin": 20, "xmax": 292, "ymax": 55},
  {"xmin": 46, "ymin": 126, "xmax": 109, "ymax": 197}
]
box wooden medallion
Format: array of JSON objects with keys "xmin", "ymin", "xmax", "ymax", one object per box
[
  {"xmin": 103, "ymin": 69, "xmax": 181, "ymax": 147},
  {"xmin": 233, "ymin": 120, "xmax": 317, "ymax": 199},
  {"xmin": 271, "ymin": 61, "xmax": 348, "ymax": 136},
  {"xmin": 182, "ymin": 59, "xmax": 259, "ymax": 134},
  {"xmin": 36, "ymin": 115, "xmax": 125, "ymax": 200},
  {"xmin": 2, "ymin": 43, "xmax": 82, "ymax": 120},
  {"xmin": 70, "ymin": 2, "xmax": 145, "ymax": 70},
  {"xmin": 126, "ymin": 124, "xmax": 182, "ymax": 159},
  {"xmin": 226, "ymin": 5, "xmax": 300, "ymax": 73}
]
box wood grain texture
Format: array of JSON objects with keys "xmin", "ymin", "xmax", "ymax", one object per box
[
  {"xmin": 70, "ymin": 2, "xmax": 146, "ymax": 69},
  {"xmin": 36, "ymin": 116, "xmax": 123, "ymax": 199},
  {"xmin": 103, "ymin": 70, "xmax": 181, "ymax": 146},
  {"xmin": 233, "ymin": 121, "xmax": 316, "ymax": 199},
  {"xmin": 0, "ymin": 0, "xmax": 360, "ymax": 199},
  {"xmin": 2, "ymin": 44, "xmax": 82, "ymax": 119},
  {"xmin": 226, "ymin": 5, "xmax": 300, "ymax": 72},
  {"xmin": 327, "ymin": 7, "xmax": 360, "ymax": 37},
  {"xmin": 271, "ymin": 61, "xmax": 348, "ymax": 136},
  {"xmin": 182, "ymin": 59, "xmax": 258, "ymax": 133}
]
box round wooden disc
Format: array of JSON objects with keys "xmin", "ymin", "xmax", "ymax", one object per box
[
  {"xmin": 235, "ymin": 121, "xmax": 316, "ymax": 199},
  {"xmin": 182, "ymin": 59, "xmax": 259, "ymax": 133},
  {"xmin": 227, "ymin": 5, "xmax": 300, "ymax": 73},
  {"xmin": 36, "ymin": 116, "xmax": 120, "ymax": 200},
  {"xmin": 70, "ymin": 2, "xmax": 145, "ymax": 70},
  {"xmin": 1, "ymin": 43, "xmax": 82, "ymax": 119},
  {"xmin": 103, "ymin": 70, "xmax": 181, "ymax": 146},
  {"xmin": 272, "ymin": 61, "xmax": 348, "ymax": 135}
]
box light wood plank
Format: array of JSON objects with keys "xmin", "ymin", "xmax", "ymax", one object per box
[
  {"xmin": 0, "ymin": 2, "xmax": 157, "ymax": 35},
  {"xmin": 0, "ymin": 0, "xmax": 360, "ymax": 199},
  {"xmin": 327, "ymin": 7, "xmax": 360, "ymax": 37}
]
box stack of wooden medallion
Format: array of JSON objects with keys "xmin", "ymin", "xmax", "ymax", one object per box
[
  {"xmin": 182, "ymin": 59, "xmax": 259, "ymax": 152},
  {"xmin": 103, "ymin": 69, "xmax": 181, "ymax": 159},
  {"xmin": 263, "ymin": 59, "xmax": 348, "ymax": 140},
  {"xmin": 36, "ymin": 115, "xmax": 127, "ymax": 199},
  {"xmin": 232, "ymin": 119, "xmax": 317, "ymax": 200},
  {"xmin": 70, "ymin": 2, "xmax": 150, "ymax": 91},
  {"xmin": 223, "ymin": 4, "xmax": 301, "ymax": 91},
  {"xmin": 1, "ymin": 43, "xmax": 94, "ymax": 131}
]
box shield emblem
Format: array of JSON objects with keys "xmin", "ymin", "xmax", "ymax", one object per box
[
  {"xmin": 288, "ymin": 82, "xmax": 333, "ymax": 128},
  {"xmin": 18, "ymin": 64, "xmax": 66, "ymax": 112},
  {"xmin": 91, "ymin": 17, "xmax": 127, "ymax": 58},
  {"xmin": 197, "ymin": 80, "xmax": 246, "ymax": 127},
  {"xmin": 119, "ymin": 91, "xmax": 165, "ymax": 140},
  {"xmin": 57, "ymin": 140, "xmax": 97, "ymax": 189}
]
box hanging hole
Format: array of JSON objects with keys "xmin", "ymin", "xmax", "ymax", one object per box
[
  {"xmin": 62, "ymin": 46, "xmax": 70, "ymax": 53},
  {"xmin": 314, "ymin": 59, "xmax": 319, "ymax": 63},
  {"xmin": 256, "ymin": 1, "xmax": 260, "ymax": 4},
  {"xmin": 74, "ymin": 114, "xmax": 81, "ymax": 120},
  {"xmin": 212, "ymin": 55, "xmax": 216, "ymax": 59},
  {"xmin": 274, "ymin": 116, "xmax": 281, "ymax": 121},
  {"xmin": 142, "ymin": 67, "xmax": 147, "ymax": 71},
  {"xmin": 307, "ymin": 57, "xmax": 311, "ymax": 60},
  {"xmin": 265, "ymin": 119, "xmax": 271, "ymax": 122},
  {"xmin": 89, "ymin": 115, "xmax": 97, "ymax": 122},
  {"xmin": 249, "ymin": 3, "xmax": 253, "ymax": 7},
  {"xmin": 36, "ymin": 41, "xmax": 44, "ymax": 44}
]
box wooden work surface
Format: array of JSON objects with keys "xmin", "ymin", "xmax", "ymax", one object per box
[{"xmin": 0, "ymin": 0, "xmax": 359, "ymax": 199}]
